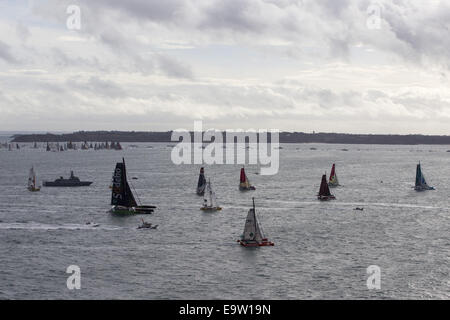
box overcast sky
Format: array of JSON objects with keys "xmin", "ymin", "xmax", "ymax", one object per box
[{"xmin": 0, "ymin": 0, "xmax": 449, "ymax": 134}]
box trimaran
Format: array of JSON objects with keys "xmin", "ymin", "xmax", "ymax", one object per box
[
  {"xmin": 237, "ymin": 198, "xmax": 274, "ymax": 247},
  {"xmin": 110, "ymin": 158, "xmax": 156, "ymax": 214}
]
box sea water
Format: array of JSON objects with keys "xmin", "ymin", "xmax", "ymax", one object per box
[{"xmin": 0, "ymin": 143, "xmax": 449, "ymax": 299}]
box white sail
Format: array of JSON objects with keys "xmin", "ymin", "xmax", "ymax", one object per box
[
  {"xmin": 28, "ymin": 167, "xmax": 36, "ymax": 189},
  {"xmin": 255, "ymin": 217, "xmax": 264, "ymax": 242},
  {"xmin": 246, "ymin": 175, "xmax": 251, "ymax": 187},
  {"xmin": 204, "ymin": 180, "xmax": 212, "ymax": 207},
  {"xmin": 242, "ymin": 208, "xmax": 257, "ymax": 241},
  {"xmin": 242, "ymin": 207, "xmax": 264, "ymax": 242},
  {"xmin": 203, "ymin": 179, "xmax": 219, "ymax": 208}
]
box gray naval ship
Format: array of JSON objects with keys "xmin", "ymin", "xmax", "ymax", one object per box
[{"xmin": 43, "ymin": 171, "xmax": 93, "ymax": 187}]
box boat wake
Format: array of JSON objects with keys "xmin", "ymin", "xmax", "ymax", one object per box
[
  {"xmin": 251, "ymin": 199, "xmax": 450, "ymax": 211},
  {"xmin": 0, "ymin": 221, "xmax": 120, "ymax": 231}
]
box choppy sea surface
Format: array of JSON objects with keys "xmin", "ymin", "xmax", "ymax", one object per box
[{"xmin": 0, "ymin": 142, "xmax": 449, "ymax": 299}]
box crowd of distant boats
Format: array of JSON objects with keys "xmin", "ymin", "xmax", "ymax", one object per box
[
  {"xmin": 0, "ymin": 141, "xmax": 123, "ymax": 151},
  {"xmin": 23, "ymin": 146, "xmax": 438, "ymax": 247}
]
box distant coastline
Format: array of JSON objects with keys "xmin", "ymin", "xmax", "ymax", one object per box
[{"xmin": 8, "ymin": 131, "xmax": 450, "ymax": 145}]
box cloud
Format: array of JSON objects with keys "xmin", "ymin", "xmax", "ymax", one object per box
[
  {"xmin": 1, "ymin": 0, "xmax": 450, "ymax": 134},
  {"xmin": 66, "ymin": 76, "xmax": 128, "ymax": 99},
  {"xmin": 0, "ymin": 40, "xmax": 18, "ymax": 64},
  {"xmin": 16, "ymin": 22, "xmax": 30, "ymax": 41}
]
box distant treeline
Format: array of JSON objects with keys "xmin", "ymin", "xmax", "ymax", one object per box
[{"xmin": 10, "ymin": 130, "xmax": 450, "ymax": 145}]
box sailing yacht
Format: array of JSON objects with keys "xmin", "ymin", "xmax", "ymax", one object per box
[
  {"xmin": 237, "ymin": 198, "xmax": 274, "ymax": 247},
  {"xmin": 197, "ymin": 167, "xmax": 207, "ymax": 195},
  {"xmin": 200, "ymin": 179, "xmax": 222, "ymax": 211},
  {"xmin": 318, "ymin": 174, "xmax": 336, "ymax": 200},
  {"xmin": 110, "ymin": 158, "xmax": 156, "ymax": 214},
  {"xmin": 414, "ymin": 162, "xmax": 435, "ymax": 191},
  {"xmin": 239, "ymin": 167, "xmax": 255, "ymax": 191},
  {"xmin": 27, "ymin": 167, "xmax": 41, "ymax": 192},
  {"xmin": 328, "ymin": 163, "xmax": 340, "ymax": 187}
]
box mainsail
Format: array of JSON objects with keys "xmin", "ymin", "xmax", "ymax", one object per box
[
  {"xmin": 111, "ymin": 158, "xmax": 138, "ymax": 207},
  {"xmin": 242, "ymin": 201, "xmax": 263, "ymax": 242},
  {"xmin": 319, "ymin": 174, "xmax": 331, "ymax": 196},
  {"xmin": 197, "ymin": 167, "xmax": 206, "ymax": 195},
  {"xmin": 204, "ymin": 179, "xmax": 218, "ymax": 208},
  {"xmin": 239, "ymin": 167, "xmax": 254, "ymax": 190},
  {"xmin": 329, "ymin": 163, "xmax": 339, "ymax": 187},
  {"xmin": 28, "ymin": 167, "xmax": 36, "ymax": 190},
  {"xmin": 415, "ymin": 163, "xmax": 434, "ymax": 191},
  {"xmin": 318, "ymin": 174, "xmax": 335, "ymax": 200}
]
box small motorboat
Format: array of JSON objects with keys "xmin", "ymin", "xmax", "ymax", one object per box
[
  {"xmin": 137, "ymin": 219, "xmax": 158, "ymax": 229},
  {"xmin": 86, "ymin": 222, "xmax": 100, "ymax": 227},
  {"xmin": 354, "ymin": 207, "xmax": 364, "ymax": 211}
]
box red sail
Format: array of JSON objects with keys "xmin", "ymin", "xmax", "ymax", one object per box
[
  {"xmin": 329, "ymin": 164, "xmax": 336, "ymax": 182},
  {"xmin": 319, "ymin": 174, "xmax": 331, "ymax": 196},
  {"xmin": 240, "ymin": 168, "xmax": 247, "ymax": 183}
]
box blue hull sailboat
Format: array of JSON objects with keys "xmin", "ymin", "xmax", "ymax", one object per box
[{"xmin": 414, "ymin": 163, "xmax": 435, "ymax": 191}]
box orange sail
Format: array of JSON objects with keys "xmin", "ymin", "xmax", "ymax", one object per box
[
  {"xmin": 239, "ymin": 167, "xmax": 255, "ymax": 190},
  {"xmin": 328, "ymin": 163, "xmax": 339, "ymax": 187}
]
